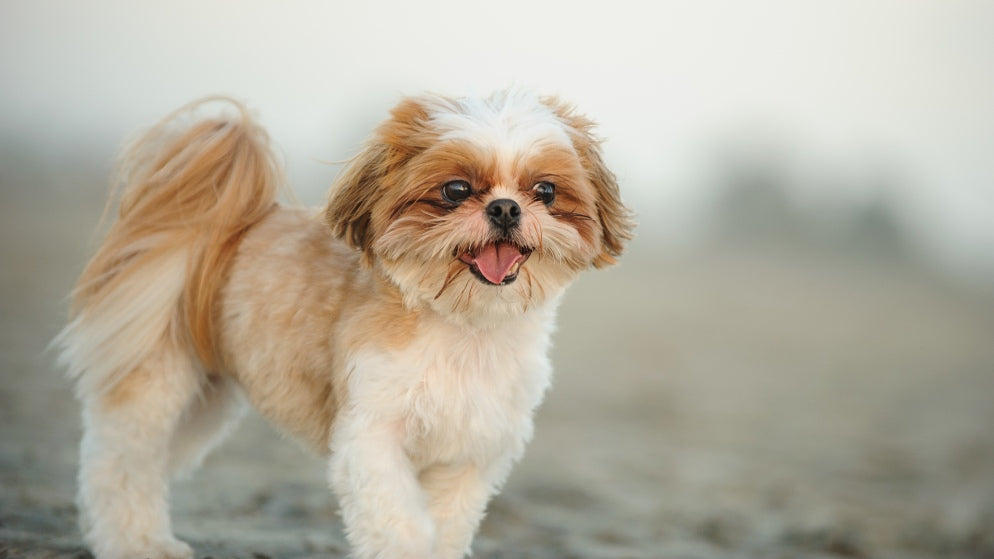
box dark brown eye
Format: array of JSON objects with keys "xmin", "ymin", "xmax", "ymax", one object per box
[
  {"xmin": 441, "ymin": 180, "xmax": 472, "ymax": 204},
  {"xmin": 534, "ymin": 181, "xmax": 556, "ymax": 205}
]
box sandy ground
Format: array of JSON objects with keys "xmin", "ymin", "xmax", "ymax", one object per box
[{"xmin": 2, "ymin": 179, "xmax": 994, "ymax": 558}]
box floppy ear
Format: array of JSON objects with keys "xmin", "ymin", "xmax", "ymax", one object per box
[
  {"xmin": 325, "ymin": 141, "xmax": 389, "ymax": 254},
  {"xmin": 544, "ymin": 97, "xmax": 635, "ymax": 267},
  {"xmin": 325, "ymin": 98, "xmax": 432, "ymax": 256}
]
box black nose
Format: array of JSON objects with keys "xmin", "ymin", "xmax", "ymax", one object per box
[{"xmin": 486, "ymin": 199, "xmax": 521, "ymax": 232}]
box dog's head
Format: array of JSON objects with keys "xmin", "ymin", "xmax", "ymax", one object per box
[{"xmin": 326, "ymin": 90, "xmax": 633, "ymax": 319}]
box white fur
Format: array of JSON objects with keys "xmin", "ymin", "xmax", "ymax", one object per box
[
  {"xmin": 76, "ymin": 347, "xmax": 200, "ymax": 559},
  {"xmin": 330, "ymin": 304, "xmax": 556, "ymax": 559},
  {"xmin": 430, "ymin": 90, "xmax": 574, "ymax": 158}
]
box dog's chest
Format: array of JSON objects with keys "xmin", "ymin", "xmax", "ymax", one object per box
[{"xmin": 376, "ymin": 318, "xmax": 553, "ymax": 467}]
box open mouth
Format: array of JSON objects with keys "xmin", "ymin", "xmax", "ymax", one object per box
[{"xmin": 458, "ymin": 242, "xmax": 533, "ymax": 285}]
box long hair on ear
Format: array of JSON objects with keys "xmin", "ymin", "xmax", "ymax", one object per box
[
  {"xmin": 57, "ymin": 97, "xmax": 283, "ymax": 392},
  {"xmin": 325, "ymin": 141, "xmax": 389, "ymax": 256},
  {"xmin": 543, "ymin": 97, "xmax": 635, "ymax": 267},
  {"xmin": 325, "ymin": 97, "xmax": 433, "ymax": 260}
]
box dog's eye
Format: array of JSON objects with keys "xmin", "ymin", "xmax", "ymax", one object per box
[
  {"xmin": 534, "ymin": 181, "xmax": 556, "ymax": 206},
  {"xmin": 441, "ymin": 180, "xmax": 472, "ymax": 204}
]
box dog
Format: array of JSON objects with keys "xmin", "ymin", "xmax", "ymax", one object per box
[{"xmin": 56, "ymin": 89, "xmax": 633, "ymax": 559}]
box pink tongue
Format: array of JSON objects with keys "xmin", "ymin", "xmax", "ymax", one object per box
[{"xmin": 473, "ymin": 242, "xmax": 524, "ymax": 284}]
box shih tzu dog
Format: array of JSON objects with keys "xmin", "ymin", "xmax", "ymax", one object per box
[{"xmin": 56, "ymin": 90, "xmax": 633, "ymax": 559}]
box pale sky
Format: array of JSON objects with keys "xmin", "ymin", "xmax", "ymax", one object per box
[{"xmin": 2, "ymin": 0, "xmax": 993, "ymax": 274}]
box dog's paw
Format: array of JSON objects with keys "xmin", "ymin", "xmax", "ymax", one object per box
[
  {"xmin": 159, "ymin": 537, "xmax": 195, "ymax": 559},
  {"xmin": 346, "ymin": 511, "xmax": 437, "ymax": 559}
]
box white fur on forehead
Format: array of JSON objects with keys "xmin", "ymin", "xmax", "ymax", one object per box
[{"xmin": 427, "ymin": 90, "xmax": 574, "ymax": 153}]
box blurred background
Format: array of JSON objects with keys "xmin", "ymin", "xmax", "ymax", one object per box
[{"xmin": 2, "ymin": 1, "xmax": 992, "ymax": 558}]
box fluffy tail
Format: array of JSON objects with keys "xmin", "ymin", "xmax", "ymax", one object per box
[{"xmin": 57, "ymin": 97, "xmax": 283, "ymax": 394}]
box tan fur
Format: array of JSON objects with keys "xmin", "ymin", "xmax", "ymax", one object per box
[
  {"xmin": 101, "ymin": 364, "xmax": 160, "ymax": 411},
  {"xmin": 218, "ymin": 207, "xmax": 438, "ymax": 451},
  {"xmin": 69, "ymin": 97, "xmax": 282, "ymax": 373},
  {"xmin": 542, "ymin": 96, "xmax": 634, "ymax": 267},
  {"xmin": 325, "ymin": 97, "xmax": 444, "ymax": 260}
]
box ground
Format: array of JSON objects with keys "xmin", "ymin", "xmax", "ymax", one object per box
[{"xmin": 2, "ymin": 182, "xmax": 993, "ymax": 558}]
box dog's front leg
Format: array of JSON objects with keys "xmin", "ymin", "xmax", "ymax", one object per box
[
  {"xmin": 420, "ymin": 462, "xmax": 503, "ymax": 559},
  {"xmin": 329, "ymin": 410, "xmax": 435, "ymax": 559}
]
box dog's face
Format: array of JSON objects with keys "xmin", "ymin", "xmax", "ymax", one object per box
[{"xmin": 327, "ymin": 90, "xmax": 633, "ymax": 320}]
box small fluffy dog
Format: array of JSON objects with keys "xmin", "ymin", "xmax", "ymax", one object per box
[{"xmin": 57, "ymin": 90, "xmax": 633, "ymax": 559}]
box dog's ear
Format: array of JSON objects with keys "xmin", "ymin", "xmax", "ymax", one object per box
[
  {"xmin": 325, "ymin": 141, "xmax": 384, "ymax": 254},
  {"xmin": 326, "ymin": 98, "xmax": 433, "ymax": 256},
  {"xmin": 543, "ymin": 97, "xmax": 635, "ymax": 267}
]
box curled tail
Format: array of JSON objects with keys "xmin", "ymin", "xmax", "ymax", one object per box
[{"xmin": 57, "ymin": 97, "xmax": 283, "ymax": 393}]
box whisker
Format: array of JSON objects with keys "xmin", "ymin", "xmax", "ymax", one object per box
[
  {"xmin": 455, "ymin": 278, "xmax": 473, "ymax": 313},
  {"xmin": 528, "ymin": 218, "xmax": 544, "ymax": 255},
  {"xmin": 534, "ymin": 268, "xmax": 546, "ymax": 301},
  {"xmin": 434, "ymin": 263, "xmax": 466, "ymax": 300},
  {"xmin": 523, "ymin": 267, "xmax": 534, "ymax": 311},
  {"xmin": 550, "ymin": 210, "xmax": 594, "ymax": 222}
]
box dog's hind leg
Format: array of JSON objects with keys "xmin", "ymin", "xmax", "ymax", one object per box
[
  {"xmin": 168, "ymin": 375, "xmax": 246, "ymax": 478},
  {"xmin": 77, "ymin": 349, "xmax": 200, "ymax": 559}
]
